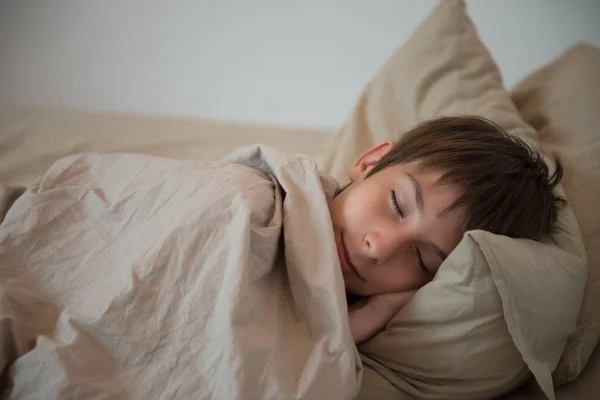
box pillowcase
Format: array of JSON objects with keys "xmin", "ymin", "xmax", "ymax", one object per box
[
  {"xmin": 318, "ymin": 1, "xmax": 587, "ymax": 399},
  {"xmin": 512, "ymin": 43, "xmax": 600, "ymax": 386}
]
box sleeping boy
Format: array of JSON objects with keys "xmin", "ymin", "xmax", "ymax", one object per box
[
  {"xmin": 334, "ymin": 116, "xmax": 565, "ymax": 343},
  {"xmin": 0, "ymin": 114, "xmax": 566, "ymax": 398}
]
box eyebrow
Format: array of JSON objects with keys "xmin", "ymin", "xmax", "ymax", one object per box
[{"xmin": 406, "ymin": 172, "xmax": 449, "ymax": 262}]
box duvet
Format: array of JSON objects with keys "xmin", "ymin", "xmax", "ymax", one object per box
[{"xmin": 0, "ymin": 145, "xmax": 361, "ymax": 399}]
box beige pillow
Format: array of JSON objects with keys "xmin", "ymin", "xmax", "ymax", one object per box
[
  {"xmin": 512, "ymin": 43, "xmax": 600, "ymax": 386},
  {"xmin": 318, "ymin": 1, "xmax": 538, "ymax": 185},
  {"xmin": 318, "ymin": 1, "xmax": 587, "ymax": 399}
]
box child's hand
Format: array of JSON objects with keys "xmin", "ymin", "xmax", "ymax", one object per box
[{"xmin": 348, "ymin": 290, "xmax": 417, "ymax": 344}]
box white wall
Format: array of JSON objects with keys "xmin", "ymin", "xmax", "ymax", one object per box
[{"xmin": 1, "ymin": 0, "xmax": 599, "ymax": 130}]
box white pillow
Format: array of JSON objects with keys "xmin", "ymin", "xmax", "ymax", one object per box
[{"xmin": 318, "ymin": 1, "xmax": 587, "ymax": 399}]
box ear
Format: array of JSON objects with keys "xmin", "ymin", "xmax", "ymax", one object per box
[{"xmin": 348, "ymin": 141, "xmax": 395, "ymax": 182}]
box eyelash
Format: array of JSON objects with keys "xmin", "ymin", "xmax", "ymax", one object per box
[
  {"xmin": 391, "ymin": 190, "xmax": 428, "ymax": 275},
  {"xmin": 390, "ymin": 189, "xmax": 404, "ymax": 218},
  {"xmin": 415, "ymin": 247, "xmax": 428, "ymax": 275}
]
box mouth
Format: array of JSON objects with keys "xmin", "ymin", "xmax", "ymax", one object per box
[{"xmin": 337, "ymin": 233, "xmax": 365, "ymax": 281}]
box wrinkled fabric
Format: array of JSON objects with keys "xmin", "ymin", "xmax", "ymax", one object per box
[{"xmin": 0, "ymin": 145, "xmax": 361, "ymax": 400}]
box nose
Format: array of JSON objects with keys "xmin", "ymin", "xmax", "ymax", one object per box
[{"xmin": 363, "ymin": 225, "xmax": 410, "ymax": 264}]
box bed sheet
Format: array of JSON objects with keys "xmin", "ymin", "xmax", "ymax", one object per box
[{"xmin": 0, "ymin": 107, "xmax": 332, "ymax": 186}]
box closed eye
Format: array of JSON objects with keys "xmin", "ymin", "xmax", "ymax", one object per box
[
  {"xmin": 390, "ymin": 189, "xmax": 404, "ymax": 218},
  {"xmin": 415, "ymin": 247, "xmax": 429, "ymax": 275},
  {"xmin": 391, "ymin": 190, "xmax": 429, "ymax": 274}
]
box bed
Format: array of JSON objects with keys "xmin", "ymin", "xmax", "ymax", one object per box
[{"xmin": 1, "ymin": 1, "xmax": 599, "ymax": 399}]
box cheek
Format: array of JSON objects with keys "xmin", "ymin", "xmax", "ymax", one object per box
[
  {"xmin": 342, "ymin": 196, "xmax": 366, "ymax": 224},
  {"xmin": 343, "ymin": 187, "xmax": 384, "ymax": 222}
]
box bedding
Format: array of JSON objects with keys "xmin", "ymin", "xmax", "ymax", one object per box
[
  {"xmin": 0, "ymin": 146, "xmax": 361, "ymax": 399},
  {"xmin": 0, "ymin": 107, "xmax": 328, "ymax": 187}
]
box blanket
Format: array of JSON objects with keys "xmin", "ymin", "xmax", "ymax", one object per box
[{"xmin": 0, "ymin": 146, "xmax": 362, "ymax": 399}]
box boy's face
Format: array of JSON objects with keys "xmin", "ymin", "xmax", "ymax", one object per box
[{"xmin": 329, "ymin": 141, "xmax": 466, "ymax": 297}]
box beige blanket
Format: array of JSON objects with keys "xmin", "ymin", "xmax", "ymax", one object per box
[{"xmin": 0, "ymin": 146, "xmax": 362, "ymax": 399}]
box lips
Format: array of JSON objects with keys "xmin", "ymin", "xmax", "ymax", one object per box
[{"xmin": 337, "ymin": 233, "xmax": 364, "ymax": 280}]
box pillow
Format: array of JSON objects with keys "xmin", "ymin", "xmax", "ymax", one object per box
[
  {"xmin": 318, "ymin": 1, "xmax": 587, "ymax": 399},
  {"xmin": 512, "ymin": 43, "xmax": 600, "ymax": 386},
  {"xmin": 318, "ymin": 1, "xmax": 538, "ymax": 185}
]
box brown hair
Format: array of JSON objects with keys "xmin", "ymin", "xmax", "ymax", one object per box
[{"xmin": 367, "ymin": 116, "xmax": 566, "ymax": 240}]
